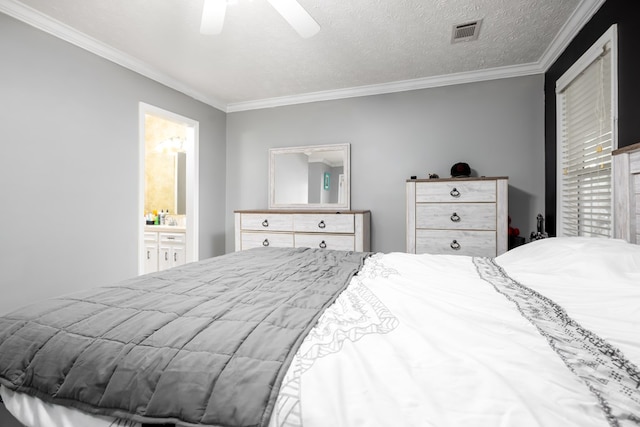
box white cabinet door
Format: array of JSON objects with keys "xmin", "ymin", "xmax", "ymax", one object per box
[
  {"xmin": 144, "ymin": 242, "xmax": 159, "ymax": 274},
  {"xmin": 158, "ymin": 244, "xmax": 186, "ymax": 271},
  {"xmin": 172, "ymin": 245, "xmax": 186, "ymax": 267},
  {"xmin": 144, "ymin": 232, "xmax": 159, "ymax": 274},
  {"xmin": 146, "ymin": 231, "xmax": 187, "ymax": 272},
  {"xmin": 158, "ymin": 244, "xmax": 173, "ymax": 271}
]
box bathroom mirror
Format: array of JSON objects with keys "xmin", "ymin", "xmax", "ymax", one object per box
[
  {"xmin": 269, "ymin": 143, "xmax": 350, "ymax": 210},
  {"xmin": 144, "ymin": 124, "xmax": 187, "ymax": 217}
]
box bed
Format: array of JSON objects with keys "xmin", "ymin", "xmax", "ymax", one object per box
[
  {"xmin": 1, "ymin": 237, "xmax": 639, "ymax": 427},
  {"xmin": 1, "ymin": 146, "xmax": 640, "ymax": 427}
]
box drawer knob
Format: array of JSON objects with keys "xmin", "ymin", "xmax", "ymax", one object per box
[
  {"xmin": 262, "ymin": 219, "xmax": 269, "ymax": 227},
  {"xmin": 318, "ymin": 220, "xmax": 326, "ymax": 229},
  {"xmin": 450, "ymin": 240, "xmax": 461, "ymax": 250},
  {"xmin": 262, "ymin": 239, "xmax": 270, "ymax": 247},
  {"xmin": 450, "ymin": 188, "xmax": 461, "ymax": 198},
  {"xmin": 319, "ymin": 240, "xmax": 327, "ymax": 249},
  {"xmin": 450, "ymin": 212, "xmax": 461, "ymax": 222}
]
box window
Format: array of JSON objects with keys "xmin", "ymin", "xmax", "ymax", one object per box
[{"xmin": 556, "ymin": 25, "xmax": 617, "ymax": 237}]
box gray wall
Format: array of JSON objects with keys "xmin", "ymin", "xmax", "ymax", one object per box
[
  {"xmin": 0, "ymin": 13, "xmax": 227, "ymax": 316},
  {"xmin": 308, "ymin": 162, "xmax": 331, "ymax": 203},
  {"xmin": 328, "ymin": 166, "xmax": 343, "ymax": 203},
  {"xmin": 226, "ymin": 75, "xmax": 545, "ymax": 253},
  {"xmin": 0, "ymin": 10, "xmax": 546, "ymax": 315}
]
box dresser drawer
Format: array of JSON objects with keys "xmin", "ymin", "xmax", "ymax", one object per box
[
  {"xmin": 416, "ymin": 181, "xmax": 496, "ymax": 203},
  {"xmin": 416, "ymin": 230, "xmax": 497, "ymax": 257},
  {"xmin": 235, "ymin": 210, "xmax": 370, "ymax": 252},
  {"xmin": 241, "ymin": 232, "xmax": 294, "ymax": 249},
  {"xmin": 295, "ymin": 234, "xmax": 355, "ymax": 251},
  {"xmin": 416, "ymin": 203, "xmax": 496, "ymax": 230},
  {"xmin": 407, "ymin": 178, "xmax": 507, "ymax": 256},
  {"xmin": 240, "ymin": 213, "xmax": 293, "ymax": 231},
  {"xmin": 293, "ymin": 214, "xmax": 354, "ymax": 233}
]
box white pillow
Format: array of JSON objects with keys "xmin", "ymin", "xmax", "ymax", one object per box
[{"xmin": 496, "ymin": 237, "xmax": 640, "ymax": 280}]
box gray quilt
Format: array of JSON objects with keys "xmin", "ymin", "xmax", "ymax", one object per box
[{"xmin": 0, "ymin": 247, "xmax": 370, "ymax": 427}]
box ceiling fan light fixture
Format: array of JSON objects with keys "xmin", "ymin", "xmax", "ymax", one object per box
[
  {"xmin": 267, "ymin": 0, "xmax": 320, "ymax": 38},
  {"xmin": 200, "ymin": 0, "xmax": 227, "ymax": 35}
]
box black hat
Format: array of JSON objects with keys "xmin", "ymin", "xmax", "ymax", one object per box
[{"xmin": 451, "ymin": 162, "xmax": 471, "ymax": 177}]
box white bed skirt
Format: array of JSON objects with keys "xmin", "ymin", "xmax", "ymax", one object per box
[{"xmin": 1, "ymin": 384, "xmax": 138, "ymax": 427}]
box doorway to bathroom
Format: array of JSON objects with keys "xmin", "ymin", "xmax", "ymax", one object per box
[{"xmin": 138, "ymin": 103, "xmax": 199, "ymax": 274}]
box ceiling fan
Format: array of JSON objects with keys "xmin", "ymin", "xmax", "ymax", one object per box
[{"xmin": 200, "ymin": 0, "xmax": 320, "ymax": 38}]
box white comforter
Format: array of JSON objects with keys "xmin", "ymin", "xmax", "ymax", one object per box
[
  {"xmin": 4, "ymin": 237, "xmax": 640, "ymax": 427},
  {"xmin": 269, "ymin": 237, "xmax": 640, "ymax": 427}
]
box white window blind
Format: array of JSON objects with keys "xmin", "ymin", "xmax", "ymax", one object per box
[{"xmin": 557, "ymin": 30, "xmax": 616, "ymax": 238}]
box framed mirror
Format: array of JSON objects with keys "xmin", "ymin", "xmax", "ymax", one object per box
[{"xmin": 269, "ymin": 143, "xmax": 350, "ymax": 210}]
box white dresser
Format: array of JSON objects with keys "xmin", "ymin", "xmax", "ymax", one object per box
[
  {"xmin": 406, "ymin": 177, "xmax": 508, "ymax": 256},
  {"xmin": 234, "ymin": 210, "xmax": 371, "ymax": 252}
]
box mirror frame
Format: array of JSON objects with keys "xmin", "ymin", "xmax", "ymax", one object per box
[{"xmin": 269, "ymin": 143, "xmax": 351, "ymax": 210}]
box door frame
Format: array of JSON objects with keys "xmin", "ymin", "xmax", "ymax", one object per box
[{"xmin": 138, "ymin": 102, "xmax": 199, "ymax": 274}]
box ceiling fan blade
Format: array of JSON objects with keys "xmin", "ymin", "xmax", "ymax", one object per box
[
  {"xmin": 200, "ymin": 0, "xmax": 227, "ymax": 35},
  {"xmin": 267, "ymin": 0, "xmax": 320, "ymax": 38}
]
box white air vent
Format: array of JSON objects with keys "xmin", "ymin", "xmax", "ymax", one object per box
[{"xmin": 451, "ymin": 20, "xmax": 482, "ymax": 43}]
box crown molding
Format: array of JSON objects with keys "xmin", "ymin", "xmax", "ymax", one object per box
[
  {"xmin": 227, "ymin": 62, "xmax": 543, "ymax": 112},
  {"xmin": 2, "ymin": 0, "xmax": 604, "ymax": 113},
  {"xmin": 537, "ymin": 0, "xmax": 606, "ymax": 70},
  {"xmin": 228, "ymin": 0, "xmax": 605, "ymax": 113},
  {"xmin": 0, "ymin": 0, "xmax": 227, "ymax": 112}
]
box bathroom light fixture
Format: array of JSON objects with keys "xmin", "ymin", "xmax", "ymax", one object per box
[
  {"xmin": 155, "ymin": 137, "xmax": 185, "ymax": 154},
  {"xmin": 200, "ymin": 0, "xmax": 320, "ymax": 38}
]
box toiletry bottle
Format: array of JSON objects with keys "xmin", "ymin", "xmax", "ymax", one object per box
[{"xmin": 153, "ymin": 210, "xmax": 159, "ymax": 225}]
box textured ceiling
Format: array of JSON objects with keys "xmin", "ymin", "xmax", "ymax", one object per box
[{"xmin": 3, "ymin": 0, "xmax": 597, "ymax": 111}]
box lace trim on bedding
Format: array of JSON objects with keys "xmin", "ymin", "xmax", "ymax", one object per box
[
  {"xmin": 473, "ymin": 257, "xmax": 640, "ymax": 427},
  {"xmin": 271, "ymin": 254, "xmax": 400, "ymax": 427}
]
